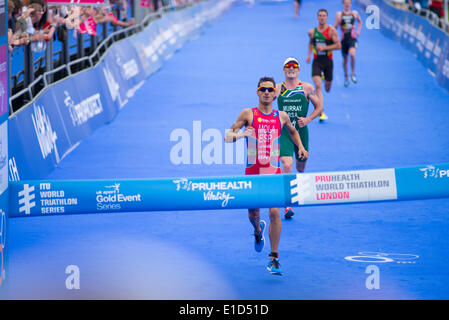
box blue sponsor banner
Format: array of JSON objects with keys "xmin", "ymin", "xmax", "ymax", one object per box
[
  {"xmin": 106, "ymin": 39, "xmax": 146, "ymax": 97},
  {"xmin": 145, "ymin": 22, "xmax": 171, "ymax": 63},
  {"xmin": 49, "ymin": 77, "xmax": 94, "ymax": 144},
  {"xmin": 9, "ymin": 174, "xmax": 290, "ymax": 217},
  {"xmin": 163, "ymin": 13, "xmax": 184, "ymax": 51},
  {"xmin": 403, "ymin": 13, "xmax": 418, "ymax": 50},
  {"xmin": 139, "ymin": 23, "xmax": 164, "ymax": 73},
  {"xmin": 8, "ymin": 163, "xmax": 449, "ymax": 218},
  {"xmin": 202, "ymin": 0, "xmax": 230, "ymax": 28},
  {"xmin": 183, "ymin": 3, "xmax": 205, "ymax": 38},
  {"xmin": 0, "ymin": 191, "xmax": 8, "ymax": 294},
  {"xmin": 91, "ymin": 64, "xmax": 120, "ymax": 123},
  {"xmin": 184, "ymin": 5, "xmax": 205, "ymax": 40},
  {"xmin": 379, "ymin": 0, "xmax": 406, "ymax": 42},
  {"xmin": 400, "ymin": 10, "xmax": 420, "ymax": 53},
  {"xmin": 8, "ymin": 67, "xmax": 120, "ymax": 182},
  {"xmin": 73, "ymin": 67, "xmax": 118, "ymax": 124},
  {"xmin": 151, "ymin": 18, "xmax": 179, "ymax": 61},
  {"xmin": 30, "ymin": 89, "xmax": 72, "ymax": 160},
  {"xmin": 8, "ymin": 118, "xmax": 26, "ymax": 181},
  {"xmin": 395, "ymin": 163, "xmax": 449, "ymax": 200},
  {"xmin": 8, "ymin": 90, "xmax": 72, "ymax": 180},
  {"xmin": 437, "ymin": 35, "xmax": 449, "ymax": 88},
  {"xmin": 420, "ymin": 23, "xmax": 447, "ymax": 73},
  {"xmin": 400, "ymin": 10, "xmax": 447, "ymax": 74},
  {"xmin": 8, "ymin": 115, "xmax": 49, "ymax": 180},
  {"xmin": 51, "ymin": 68, "xmax": 114, "ymax": 145},
  {"xmin": 100, "ymin": 47, "xmax": 132, "ymax": 110},
  {"xmin": 128, "ymin": 31, "xmax": 157, "ymax": 78},
  {"xmin": 0, "ymin": 121, "xmax": 7, "ymax": 193},
  {"xmin": 166, "ymin": 9, "xmax": 191, "ymax": 47}
]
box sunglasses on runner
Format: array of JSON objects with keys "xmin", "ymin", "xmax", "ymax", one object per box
[
  {"xmin": 258, "ymin": 86, "xmax": 275, "ymax": 93},
  {"xmin": 284, "ymin": 63, "xmax": 299, "ymax": 69}
]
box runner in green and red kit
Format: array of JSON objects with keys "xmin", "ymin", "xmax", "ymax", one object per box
[
  {"xmin": 276, "ymin": 58, "xmax": 322, "ymax": 219},
  {"xmin": 306, "ymin": 9, "xmax": 341, "ymax": 122}
]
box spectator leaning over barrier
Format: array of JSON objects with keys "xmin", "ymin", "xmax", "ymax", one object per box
[
  {"xmin": 7, "ymin": 1, "xmax": 33, "ymax": 52},
  {"xmin": 11, "ymin": 1, "xmax": 58, "ymax": 51},
  {"xmin": 27, "ymin": 2, "xmax": 57, "ymax": 50},
  {"xmin": 9, "ymin": 0, "xmax": 25, "ymax": 31},
  {"xmin": 118, "ymin": 0, "xmax": 128, "ymax": 22},
  {"xmin": 46, "ymin": 4, "xmax": 68, "ymax": 42},
  {"xmin": 392, "ymin": 0, "xmax": 408, "ymax": 9},
  {"xmin": 151, "ymin": 0, "xmax": 162, "ymax": 12},
  {"xmin": 52, "ymin": 3, "xmax": 135, "ymax": 38},
  {"xmin": 109, "ymin": 0, "xmax": 129, "ymax": 21},
  {"xmin": 8, "ymin": 1, "xmax": 16, "ymax": 32},
  {"xmin": 63, "ymin": 5, "xmax": 83, "ymax": 31},
  {"xmin": 7, "ymin": 0, "xmax": 26, "ymax": 52},
  {"xmin": 92, "ymin": 5, "xmax": 136, "ymax": 28},
  {"xmin": 73, "ymin": 6, "xmax": 99, "ymax": 35},
  {"xmin": 29, "ymin": 0, "xmax": 59, "ymax": 37},
  {"xmin": 11, "ymin": 3, "xmax": 35, "ymax": 48}
]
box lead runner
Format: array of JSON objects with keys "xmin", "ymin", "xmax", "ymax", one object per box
[{"xmin": 225, "ymin": 76, "xmax": 308, "ymax": 275}]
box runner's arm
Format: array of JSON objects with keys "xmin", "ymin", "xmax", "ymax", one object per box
[
  {"xmin": 298, "ymin": 84, "xmax": 322, "ymax": 127},
  {"xmin": 306, "ymin": 29, "xmax": 314, "ymax": 63},
  {"xmin": 326, "ymin": 27, "xmax": 342, "ymax": 51},
  {"xmin": 280, "ymin": 112, "xmax": 308, "ymax": 160},
  {"xmin": 334, "ymin": 12, "xmax": 341, "ymax": 29},
  {"xmin": 225, "ymin": 109, "xmax": 254, "ymax": 143},
  {"xmin": 354, "ymin": 11, "xmax": 362, "ymax": 37}
]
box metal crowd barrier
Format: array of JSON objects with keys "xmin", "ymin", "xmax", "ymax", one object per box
[{"xmin": 404, "ymin": 2, "xmax": 449, "ymax": 32}]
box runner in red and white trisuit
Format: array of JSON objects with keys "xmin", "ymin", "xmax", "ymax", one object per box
[{"xmin": 225, "ymin": 76, "xmax": 308, "ymax": 276}]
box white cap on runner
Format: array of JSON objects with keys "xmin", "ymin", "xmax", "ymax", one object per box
[{"xmin": 283, "ymin": 57, "xmax": 300, "ymax": 67}]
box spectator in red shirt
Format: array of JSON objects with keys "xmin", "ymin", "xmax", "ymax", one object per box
[{"xmin": 429, "ymin": 0, "xmax": 444, "ymax": 18}]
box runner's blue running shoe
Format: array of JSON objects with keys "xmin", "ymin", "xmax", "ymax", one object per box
[
  {"xmin": 254, "ymin": 220, "xmax": 266, "ymax": 253},
  {"xmin": 267, "ymin": 258, "xmax": 283, "ymax": 276}
]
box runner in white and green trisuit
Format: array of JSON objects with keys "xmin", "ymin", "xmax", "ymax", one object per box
[{"xmin": 276, "ymin": 57, "xmax": 322, "ymax": 219}]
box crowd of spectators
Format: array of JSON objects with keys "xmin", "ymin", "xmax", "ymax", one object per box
[
  {"xmin": 427, "ymin": 0, "xmax": 445, "ymax": 18},
  {"xmin": 7, "ymin": 0, "xmax": 137, "ymax": 53},
  {"xmin": 6, "ymin": 0, "xmax": 194, "ymax": 108},
  {"xmin": 410, "ymin": 0, "xmax": 448, "ymax": 31},
  {"xmin": 408, "ymin": 0, "xmax": 446, "ymax": 16},
  {"xmin": 407, "ymin": 0, "xmax": 429, "ymax": 10},
  {"xmin": 407, "ymin": 0, "xmax": 447, "ymax": 19},
  {"xmin": 7, "ymin": 0, "xmax": 196, "ymax": 53},
  {"xmin": 393, "ymin": 0, "xmax": 448, "ymax": 31}
]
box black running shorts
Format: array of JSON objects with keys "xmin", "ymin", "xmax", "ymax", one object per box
[
  {"xmin": 342, "ymin": 37, "xmax": 358, "ymax": 56},
  {"xmin": 312, "ymin": 57, "xmax": 334, "ymax": 82}
]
